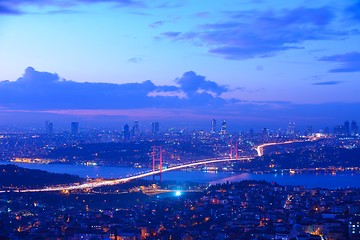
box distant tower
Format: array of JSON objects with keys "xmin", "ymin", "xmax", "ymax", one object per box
[
  {"xmin": 123, "ymin": 124, "xmax": 130, "ymax": 141},
  {"xmin": 220, "ymin": 120, "xmax": 227, "ymax": 135},
  {"xmin": 132, "ymin": 120, "xmax": 139, "ymax": 138},
  {"xmin": 45, "ymin": 121, "xmax": 53, "ymax": 135},
  {"xmin": 344, "ymin": 121, "xmax": 350, "ymax": 136},
  {"xmin": 151, "ymin": 122, "xmax": 159, "ymax": 134},
  {"xmin": 71, "ymin": 122, "xmax": 79, "ymax": 135},
  {"xmin": 134, "ymin": 120, "xmax": 139, "ymax": 134},
  {"xmin": 287, "ymin": 122, "xmax": 296, "ymax": 136},
  {"xmin": 351, "ymin": 121, "xmax": 358, "ymax": 136},
  {"xmin": 306, "ymin": 125, "xmax": 313, "ymax": 136},
  {"xmin": 211, "ymin": 119, "xmax": 217, "ymax": 134}
]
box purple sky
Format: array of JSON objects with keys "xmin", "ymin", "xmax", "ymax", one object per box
[{"xmin": 0, "ymin": 0, "xmax": 359, "ymax": 131}]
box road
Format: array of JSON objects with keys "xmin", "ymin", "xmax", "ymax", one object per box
[{"xmin": 255, "ymin": 140, "xmax": 307, "ymax": 157}]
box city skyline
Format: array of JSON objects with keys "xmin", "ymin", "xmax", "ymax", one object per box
[{"xmin": 0, "ymin": 0, "xmax": 359, "ymax": 127}]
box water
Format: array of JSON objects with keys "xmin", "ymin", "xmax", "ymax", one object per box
[{"xmin": 2, "ymin": 161, "xmax": 360, "ymax": 189}]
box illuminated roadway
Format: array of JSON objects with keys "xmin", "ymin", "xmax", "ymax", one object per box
[
  {"xmin": 0, "ymin": 157, "xmax": 251, "ymax": 193},
  {"xmin": 1, "ymin": 139, "xmax": 311, "ymax": 193},
  {"xmin": 255, "ymin": 140, "xmax": 307, "ymax": 157}
]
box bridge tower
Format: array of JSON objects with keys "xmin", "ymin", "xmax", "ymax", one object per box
[
  {"xmin": 229, "ymin": 140, "xmax": 239, "ymax": 159},
  {"xmin": 152, "ymin": 146, "xmax": 163, "ymax": 181}
]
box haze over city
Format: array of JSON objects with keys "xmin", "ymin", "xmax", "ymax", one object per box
[{"xmin": 0, "ymin": 0, "xmax": 359, "ymax": 129}]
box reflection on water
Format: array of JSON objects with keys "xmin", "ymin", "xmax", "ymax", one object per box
[{"xmin": 1, "ymin": 162, "xmax": 360, "ymax": 189}]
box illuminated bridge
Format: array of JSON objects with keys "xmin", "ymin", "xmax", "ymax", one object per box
[
  {"xmin": 0, "ymin": 139, "xmax": 311, "ymax": 193},
  {"xmin": 1, "ymin": 157, "xmax": 251, "ymax": 193}
]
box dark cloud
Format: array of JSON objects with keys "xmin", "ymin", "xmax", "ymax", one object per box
[
  {"xmin": 318, "ymin": 51, "xmax": 360, "ymax": 72},
  {"xmin": 156, "ymin": 85, "xmax": 179, "ymax": 92},
  {"xmin": 0, "ymin": 67, "xmax": 229, "ymax": 111},
  {"xmin": 0, "ymin": 4, "xmax": 22, "ymax": 14},
  {"xmin": 176, "ymin": 71, "xmax": 228, "ymax": 96},
  {"xmin": 160, "ymin": 6, "xmax": 353, "ymax": 60},
  {"xmin": 312, "ymin": 81, "xmax": 343, "ymax": 86},
  {"xmin": 345, "ymin": 0, "xmax": 360, "ymax": 22},
  {"xmin": 1, "ymin": 68, "xmax": 360, "ymax": 128}
]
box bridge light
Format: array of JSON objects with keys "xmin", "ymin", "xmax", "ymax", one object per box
[{"xmin": 175, "ymin": 191, "xmax": 181, "ymax": 196}]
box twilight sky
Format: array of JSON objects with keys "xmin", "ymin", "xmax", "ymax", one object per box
[{"xmin": 0, "ymin": 0, "xmax": 359, "ymax": 131}]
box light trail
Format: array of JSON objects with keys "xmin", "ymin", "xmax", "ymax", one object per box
[{"xmin": 255, "ymin": 140, "xmax": 307, "ymax": 157}]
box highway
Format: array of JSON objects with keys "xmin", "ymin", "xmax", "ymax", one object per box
[{"xmin": 255, "ymin": 140, "xmax": 307, "ymax": 157}]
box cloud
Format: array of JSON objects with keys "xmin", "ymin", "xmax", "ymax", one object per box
[
  {"xmin": 1, "ymin": 67, "xmax": 360, "ymax": 128},
  {"xmin": 312, "ymin": 81, "xmax": 344, "ymax": 86},
  {"xmin": 149, "ymin": 21, "xmax": 165, "ymax": 28},
  {"xmin": 345, "ymin": 0, "xmax": 360, "ymax": 22},
  {"xmin": 176, "ymin": 71, "xmax": 228, "ymax": 96},
  {"xmin": 127, "ymin": 57, "xmax": 143, "ymax": 63},
  {"xmin": 161, "ymin": 32, "xmax": 182, "ymax": 38},
  {"xmin": 0, "ymin": 0, "xmax": 145, "ymax": 14},
  {"xmin": 256, "ymin": 65, "xmax": 264, "ymax": 71},
  {"xmin": 318, "ymin": 51, "xmax": 360, "ymax": 72},
  {"xmin": 0, "ymin": 67, "xmax": 230, "ymax": 111},
  {"xmin": 0, "ymin": 4, "xmax": 22, "ymax": 14},
  {"xmin": 0, "ymin": 0, "xmax": 183, "ymax": 14},
  {"xmin": 159, "ymin": 6, "xmax": 354, "ymax": 60}
]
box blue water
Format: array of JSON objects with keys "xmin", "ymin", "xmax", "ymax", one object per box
[{"xmin": 2, "ymin": 162, "xmax": 360, "ymax": 189}]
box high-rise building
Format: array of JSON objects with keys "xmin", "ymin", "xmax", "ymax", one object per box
[
  {"xmin": 287, "ymin": 122, "xmax": 296, "ymax": 136},
  {"xmin": 220, "ymin": 120, "xmax": 227, "ymax": 135},
  {"xmin": 71, "ymin": 122, "xmax": 79, "ymax": 135},
  {"xmin": 349, "ymin": 217, "xmax": 360, "ymax": 239},
  {"xmin": 123, "ymin": 124, "xmax": 130, "ymax": 140},
  {"xmin": 45, "ymin": 121, "xmax": 53, "ymax": 135},
  {"xmin": 351, "ymin": 121, "xmax": 358, "ymax": 136},
  {"xmin": 133, "ymin": 120, "xmax": 139, "ymax": 137},
  {"xmin": 151, "ymin": 122, "xmax": 159, "ymax": 134},
  {"xmin": 211, "ymin": 119, "xmax": 216, "ymax": 134},
  {"xmin": 344, "ymin": 121, "xmax": 350, "ymax": 136}
]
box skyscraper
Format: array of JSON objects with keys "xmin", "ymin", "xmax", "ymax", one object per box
[
  {"xmin": 45, "ymin": 121, "xmax": 53, "ymax": 135},
  {"xmin": 71, "ymin": 122, "xmax": 79, "ymax": 135},
  {"xmin": 152, "ymin": 122, "xmax": 159, "ymax": 134},
  {"xmin": 351, "ymin": 121, "xmax": 358, "ymax": 136},
  {"xmin": 133, "ymin": 120, "xmax": 139, "ymax": 136},
  {"xmin": 220, "ymin": 120, "xmax": 227, "ymax": 135},
  {"xmin": 344, "ymin": 121, "xmax": 350, "ymax": 136},
  {"xmin": 211, "ymin": 119, "xmax": 216, "ymax": 134},
  {"xmin": 287, "ymin": 122, "xmax": 296, "ymax": 136},
  {"xmin": 123, "ymin": 124, "xmax": 130, "ymax": 140}
]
